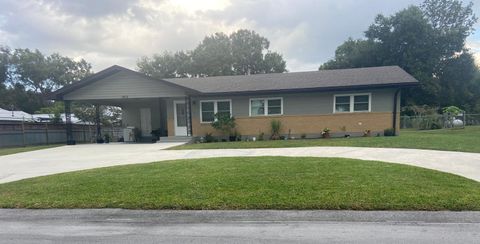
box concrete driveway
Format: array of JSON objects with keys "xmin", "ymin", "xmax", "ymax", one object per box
[{"xmin": 1, "ymin": 143, "xmax": 480, "ymax": 183}]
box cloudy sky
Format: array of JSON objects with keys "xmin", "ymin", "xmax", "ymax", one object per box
[{"xmin": 1, "ymin": 0, "xmax": 479, "ymax": 72}]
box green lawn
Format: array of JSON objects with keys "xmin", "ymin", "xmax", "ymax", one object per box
[
  {"xmin": 1, "ymin": 157, "xmax": 480, "ymax": 210},
  {"xmin": 172, "ymin": 126, "xmax": 480, "ymax": 153},
  {"xmin": 0, "ymin": 144, "xmax": 62, "ymax": 156}
]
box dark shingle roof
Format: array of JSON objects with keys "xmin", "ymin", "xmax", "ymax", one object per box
[{"xmin": 165, "ymin": 66, "xmax": 418, "ymax": 94}]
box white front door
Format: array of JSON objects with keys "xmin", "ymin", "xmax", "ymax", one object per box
[
  {"xmin": 173, "ymin": 100, "xmax": 187, "ymax": 136},
  {"xmin": 140, "ymin": 108, "xmax": 152, "ymax": 137}
]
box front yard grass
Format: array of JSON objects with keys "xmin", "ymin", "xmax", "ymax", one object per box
[
  {"xmin": 0, "ymin": 144, "xmax": 62, "ymax": 156},
  {"xmin": 1, "ymin": 156, "xmax": 480, "ymax": 210},
  {"xmin": 172, "ymin": 126, "xmax": 480, "ymax": 153}
]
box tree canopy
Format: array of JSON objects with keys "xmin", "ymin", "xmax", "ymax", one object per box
[
  {"xmin": 10, "ymin": 48, "xmax": 91, "ymax": 96},
  {"xmin": 0, "ymin": 47, "xmax": 92, "ymax": 114},
  {"xmin": 137, "ymin": 29, "xmax": 287, "ymax": 79},
  {"xmin": 320, "ymin": 0, "xmax": 479, "ymax": 112}
]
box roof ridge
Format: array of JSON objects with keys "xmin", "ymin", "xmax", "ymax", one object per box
[{"xmin": 164, "ymin": 65, "xmax": 403, "ymax": 81}]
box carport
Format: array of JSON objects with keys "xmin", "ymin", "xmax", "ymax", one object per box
[{"xmin": 52, "ymin": 65, "xmax": 197, "ymax": 144}]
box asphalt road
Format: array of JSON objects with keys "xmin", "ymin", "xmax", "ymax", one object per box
[{"xmin": 1, "ymin": 209, "xmax": 479, "ymax": 243}]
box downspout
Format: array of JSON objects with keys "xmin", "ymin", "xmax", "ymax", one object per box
[{"xmin": 392, "ymin": 89, "xmax": 401, "ymax": 136}]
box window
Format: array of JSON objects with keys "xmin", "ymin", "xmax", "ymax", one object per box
[
  {"xmin": 200, "ymin": 102, "xmax": 215, "ymax": 123},
  {"xmin": 335, "ymin": 96, "xmax": 350, "ymax": 112},
  {"xmin": 250, "ymin": 99, "xmax": 265, "ymax": 116},
  {"xmin": 334, "ymin": 94, "xmax": 371, "ymax": 113},
  {"xmin": 250, "ymin": 98, "xmax": 283, "ymax": 116},
  {"xmin": 354, "ymin": 95, "xmax": 369, "ymax": 112},
  {"xmin": 200, "ymin": 100, "xmax": 232, "ymax": 123}
]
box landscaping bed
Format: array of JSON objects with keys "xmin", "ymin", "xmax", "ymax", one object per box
[
  {"xmin": 171, "ymin": 126, "xmax": 480, "ymax": 153},
  {"xmin": 1, "ymin": 156, "xmax": 479, "ymax": 210}
]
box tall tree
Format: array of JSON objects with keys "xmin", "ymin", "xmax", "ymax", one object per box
[
  {"xmin": 436, "ymin": 51, "xmax": 478, "ymax": 110},
  {"xmin": 191, "ymin": 33, "xmax": 233, "ymax": 77},
  {"xmin": 137, "ymin": 29, "xmax": 287, "ymax": 79},
  {"xmin": 230, "ymin": 29, "xmax": 270, "ymax": 75},
  {"xmin": 0, "ymin": 83, "xmax": 45, "ymax": 114},
  {"xmin": 10, "ymin": 48, "xmax": 92, "ymax": 96},
  {"xmin": 0, "ymin": 48, "xmax": 92, "ymax": 113},
  {"xmin": 421, "ymin": 0, "xmax": 477, "ymax": 59},
  {"xmin": 320, "ymin": 0, "xmax": 478, "ymax": 110},
  {"xmin": 137, "ymin": 51, "xmax": 191, "ymax": 79},
  {"xmin": 263, "ymin": 51, "xmax": 287, "ymax": 73},
  {"xmin": 0, "ymin": 46, "xmax": 10, "ymax": 85},
  {"xmin": 365, "ymin": 6, "xmax": 441, "ymax": 105},
  {"xmin": 320, "ymin": 38, "xmax": 379, "ymax": 69}
]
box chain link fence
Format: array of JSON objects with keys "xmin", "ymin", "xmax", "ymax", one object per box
[{"xmin": 400, "ymin": 113, "xmax": 479, "ymax": 130}]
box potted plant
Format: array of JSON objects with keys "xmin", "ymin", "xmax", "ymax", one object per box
[
  {"xmin": 442, "ymin": 105, "xmax": 463, "ymax": 128},
  {"xmin": 104, "ymin": 133, "xmax": 111, "ymax": 143},
  {"xmin": 150, "ymin": 128, "xmax": 162, "ymax": 141},
  {"xmin": 321, "ymin": 128, "xmax": 331, "ymax": 138},
  {"xmin": 211, "ymin": 113, "xmax": 236, "ymax": 141},
  {"xmin": 270, "ymin": 120, "xmax": 282, "ymax": 140}
]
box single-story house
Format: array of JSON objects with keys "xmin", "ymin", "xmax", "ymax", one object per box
[
  {"xmin": 0, "ymin": 108, "xmax": 33, "ymax": 122},
  {"xmin": 52, "ymin": 65, "xmax": 418, "ymax": 142}
]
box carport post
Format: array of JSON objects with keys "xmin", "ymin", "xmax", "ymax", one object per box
[
  {"xmin": 185, "ymin": 96, "xmax": 192, "ymax": 137},
  {"xmin": 95, "ymin": 104, "xmax": 102, "ymax": 143},
  {"xmin": 64, "ymin": 101, "xmax": 76, "ymax": 145}
]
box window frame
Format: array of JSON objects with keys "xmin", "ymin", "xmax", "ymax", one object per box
[
  {"xmin": 249, "ymin": 97, "xmax": 284, "ymax": 117},
  {"xmin": 199, "ymin": 99, "xmax": 232, "ymax": 124},
  {"xmin": 333, "ymin": 93, "xmax": 371, "ymax": 113}
]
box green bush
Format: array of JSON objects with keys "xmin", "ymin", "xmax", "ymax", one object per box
[
  {"xmin": 384, "ymin": 128, "xmax": 395, "ymax": 136},
  {"xmin": 211, "ymin": 113, "xmax": 236, "ymax": 136},
  {"xmin": 204, "ymin": 133, "xmax": 215, "ymax": 143},
  {"xmin": 270, "ymin": 120, "xmax": 282, "ymax": 140},
  {"xmin": 258, "ymin": 132, "xmax": 265, "ymax": 141}
]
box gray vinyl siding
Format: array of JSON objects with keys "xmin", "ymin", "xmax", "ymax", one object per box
[
  {"xmin": 64, "ymin": 70, "xmax": 186, "ymax": 100},
  {"xmin": 191, "ymin": 89, "xmax": 396, "ymax": 118}
]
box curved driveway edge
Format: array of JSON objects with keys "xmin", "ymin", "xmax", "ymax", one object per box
[{"xmin": 1, "ymin": 143, "xmax": 480, "ymax": 183}]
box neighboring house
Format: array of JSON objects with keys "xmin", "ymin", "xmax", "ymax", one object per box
[
  {"xmin": 0, "ymin": 108, "xmax": 87, "ymax": 124},
  {"xmin": 0, "ymin": 108, "xmax": 33, "ymax": 122},
  {"xmin": 32, "ymin": 113, "xmax": 88, "ymax": 124},
  {"xmin": 52, "ymin": 65, "xmax": 418, "ymax": 140}
]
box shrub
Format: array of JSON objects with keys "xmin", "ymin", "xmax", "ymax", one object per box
[
  {"xmin": 321, "ymin": 127, "xmax": 331, "ymax": 138},
  {"xmin": 211, "ymin": 113, "xmax": 236, "ymax": 136},
  {"xmin": 384, "ymin": 128, "xmax": 395, "ymax": 136},
  {"xmin": 270, "ymin": 120, "xmax": 282, "ymax": 140},
  {"xmin": 205, "ymin": 133, "xmax": 215, "ymax": 143},
  {"xmin": 258, "ymin": 132, "xmax": 265, "ymax": 141},
  {"xmin": 301, "ymin": 133, "xmax": 307, "ymax": 139},
  {"xmin": 442, "ymin": 106, "xmax": 462, "ymax": 116}
]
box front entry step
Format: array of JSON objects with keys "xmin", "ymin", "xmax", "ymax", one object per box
[{"xmin": 159, "ymin": 136, "xmax": 193, "ymax": 143}]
